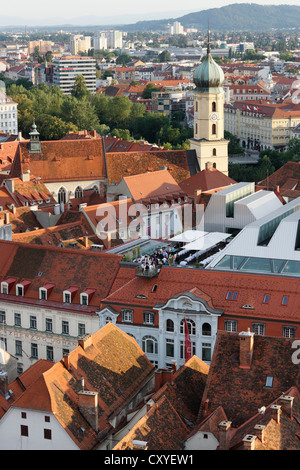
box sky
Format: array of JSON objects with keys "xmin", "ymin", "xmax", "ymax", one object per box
[{"xmin": 0, "ymin": 0, "xmax": 299, "ymax": 24}]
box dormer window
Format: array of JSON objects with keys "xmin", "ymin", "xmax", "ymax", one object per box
[
  {"xmin": 40, "ymin": 288, "xmax": 47, "ymax": 300},
  {"xmin": 16, "ymin": 280, "xmax": 31, "ymax": 297},
  {"xmin": 64, "ymin": 292, "xmax": 71, "ymax": 303},
  {"xmin": 1, "ymin": 282, "xmax": 8, "ymax": 294},
  {"xmin": 80, "ymin": 289, "xmax": 95, "ymax": 306},
  {"xmin": 39, "ymin": 284, "xmax": 54, "ymax": 301},
  {"xmin": 80, "ymin": 293, "xmax": 88, "ymax": 306}
]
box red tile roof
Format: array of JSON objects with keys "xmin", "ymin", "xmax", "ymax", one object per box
[
  {"xmin": 10, "ymin": 139, "xmax": 107, "ymax": 182},
  {"xmin": 179, "ymin": 167, "xmax": 236, "ymax": 196}
]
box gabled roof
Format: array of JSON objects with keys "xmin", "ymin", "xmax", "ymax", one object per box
[
  {"xmin": 122, "ymin": 169, "xmax": 184, "ymax": 201},
  {"xmin": 106, "ymin": 150, "xmax": 191, "ymax": 185},
  {"xmin": 179, "ymin": 167, "xmax": 236, "ymax": 196},
  {"xmin": 198, "ymin": 331, "xmax": 300, "ymax": 428},
  {"xmin": 0, "ymin": 240, "xmax": 123, "ymax": 312},
  {"xmin": 10, "ymin": 139, "xmax": 107, "ymax": 182},
  {"xmin": 10, "ymin": 323, "xmax": 155, "ymax": 450}
]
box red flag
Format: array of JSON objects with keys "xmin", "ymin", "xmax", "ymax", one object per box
[{"xmin": 184, "ymin": 316, "xmax": 192, "ymax": 362}]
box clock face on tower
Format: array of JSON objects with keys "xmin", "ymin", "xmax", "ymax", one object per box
[{"xmin": 210, "ymin": 112, "xmax": 218, "ymax": 121}]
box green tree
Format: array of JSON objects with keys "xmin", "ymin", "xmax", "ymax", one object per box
[
  {"xmin": 158, "ymin": 50, "xmax": 171, "ymax": 62},
  {"xmin": 35, "ymin": 114, "xmax": 78, "ymax": 140},
  {"xmin": 71, "ymin": 75, "xmax": 89, "ymax": 99},
  {"xmin": 142, "ymin": 83, "xmax": 160, "ymax": 99}
]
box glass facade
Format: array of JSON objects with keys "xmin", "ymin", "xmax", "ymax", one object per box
[{"xmin": 214, "ymin": 255, "xmax": 300, "ymax": 276}]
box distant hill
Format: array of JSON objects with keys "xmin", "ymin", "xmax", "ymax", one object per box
[{"xmin": 124, "ymin": 3, "xmax": 300, "ymax": 32}]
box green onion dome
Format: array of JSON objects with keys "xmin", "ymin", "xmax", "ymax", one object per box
[{"xmin": 193, "ymin": 53, "xmax": 224, "ymax": 93}]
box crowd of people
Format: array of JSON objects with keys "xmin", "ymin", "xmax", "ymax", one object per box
[{"xmin": 138, "ymin": 246, "xmax": 179, "ymax": 272}]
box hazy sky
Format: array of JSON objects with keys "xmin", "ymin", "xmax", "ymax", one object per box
[{"xmin": 1, "ymin": 0, "xmax": 299, "ymax": 22}]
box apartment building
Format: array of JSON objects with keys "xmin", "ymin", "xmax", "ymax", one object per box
[
  {"xmin": 0, "ymin": 91, "xmax": 18, "ymax": 135},
  {"xmin": 28, "ymin": 40, "xmax": 52, "ymax": 55},
  {"xmin": 70, "ymin": 35, "xmax": 92, "ymax": 55},
  {"xmin": 224, "ymin": 100, "xmax": 300, "ymax": 150},
  {"xmin": 53, "ymin": 56, "xmax": 96, "ymax": 94}
]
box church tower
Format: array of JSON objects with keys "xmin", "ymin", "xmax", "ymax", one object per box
[{"xmin": 190, "ymin": 31, "xmax": 229, "ymax": 175}]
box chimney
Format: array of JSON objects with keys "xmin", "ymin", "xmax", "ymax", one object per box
[
  {"xmin": 21, "ymin": 171, "xmax": 30, "ymax": 182},
  {"xmin": 78, "ymin": 390, "xmax": 99, "ymax": 432},
  {"xmin": 78, "ymin": 334, "xmax": 93, "ymax": 351},
  {"xmin": 0, "ymin": 371, "xmax": 9, "ymax": 399},
  {"xmin": 239, "ymin": 329, "xmax": 254, "ymax": 369},
  {"xmin": 218, "ymin": 420, "xmax": 232, "ymax": 450},
  {"xmin": 132, "ymin": 440, "xmax": 148, "ymax": 450},
  {"xmin": 171, "ymin": 359, "xmax": 177, "ymax": 374},
  {"xmin": 18, "ymin": 131, "xmax": 22, "ymax": 141},
  {"xmin": 154, "ymin": 368, "xmax": 174, "ymax": 392},
  {"xmin": 242, "ymin": 434, "xmax": 257, "ymax": 450},
  {"xmin": 205, "ymin": 161, "xmax": 213, "ymax": 170},
  {"xmin": 270, "ymin": 404, "xmax": 281, "ymax": 424},
  {"xmin": 4, "ymin": 212, "xmax": 10, "ymax": 225},
  {"xmin": 254, "ymin": 424, "xmax": 266, "ymax": 443},
  {"xmin": 279, "ymin": 395, "xmax": 294, "ymax": 419},
  {"xmin": 62, "ymin": 353, "xmax": 71, "ymax": 370}
]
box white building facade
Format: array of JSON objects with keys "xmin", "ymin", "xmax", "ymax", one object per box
[{"xmin": 0, "ymin": 91, "xmax": 18, "ymax": 135}]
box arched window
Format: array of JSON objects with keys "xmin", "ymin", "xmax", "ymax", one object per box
[
  {"xmin": 212, "ymin": 148, "xmax": 217, "ymax": 156},
  {"xmin": 212, "ymin": 101, "xmax": 216, "ymax": 112},
  {"xmin": 74, "ymin": 186, "xmax": 83, "ymax": 198},
  {"xmin": 58, "ymin": 187, "xmax": 66, "ymax": 204},
  {"xmin": 195, "ymin": 123, "xmax": 198, "ymax": 134},
  {"xmin": 202, "ymin": 323, "xmax": 211, "ymax": 336},
  {"xmin": 180, "ymin": 319, "xmax": 196, "ymax": 335},
  {"xmin": 212, "ymin": 124, "xmax": 216, "ymax": 135},
  {"xmin": 166, "ymin": 319, "xmax": 174, "ymax": 332},
  {"xmin": 142, "ymin": 336, "xmax": 158, "ymax": 355}
]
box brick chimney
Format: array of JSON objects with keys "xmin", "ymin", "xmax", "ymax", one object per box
[
  {"xmin": 279, "ymin": 395, "xmax": 294, "ymax": 419},
  {"xmin": 78, "ymin": 390, "xmax": 99, "ymax": 431},
  {"xmin": 78, "ymin": 334, "xmax": 93, "ymax": 351},
  {"xmin": 254, "ymin": 424, "xmax": 266, "ymax": 443},
  {"xmin": 239, "ymin": 329, "xmax": 254, "ymax": 369},
  {"xmin": 270, "ymin": 404, "xmax": 281, "ymax": 424},
  {"xmin": 218, "ymin": 420, "xmax": 232, "ymax": 450},
  {"xmin": 242, "ymin": 434, "xmax": 257, "ymax": 450},
  {"xmin": 155, "ymin": 368, "xmax": 174, "ymax": 391},
  {"xmin": 62, "ymin": 353, "xmax": 71, "ymax": 370}
]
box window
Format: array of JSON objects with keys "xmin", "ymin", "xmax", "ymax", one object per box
[
  {"xmin": 0, "ymin": 311, "xmax": 6, "ymax": 325},
  {"xmin": 15, "ymin": 340, "xmax": 22, "ymax": 356},
  {"xmin": 30, "ymin": 316, "xmax": 37, "ymax": 330},
  {"xmin": 78, "ymin": 323, "xmax": 85, "ymax": 336},
  {"xmin": 21, "ymin": 412, "xmax": 27, "ymax": 419},
  {"xmin": 212, "ymin": 148, "xmax": 217, "ymax": 156},
  {"xmin": 21, "ymin": 425, "xmax": 28, "ymax": 437},
  {"xmin": 282, "ymin": 296, "xmax": 288, "ymax": 306},
  {"xmin": 44, "ymin": 429, "xmax": 52, "ymax": 440},
  {"xmin": 142, "ymin": 336, "xmax": 158, "ymax": 355},
  {"xmin": 212, "ymin": 101, "xmax": 216, "ymax": 112},
  {"xmin": 1, "ymin": 283, "xmax": 8, "ymax": 294},
  {"xmin": 58, "ymin": 187, "xmax": 66, "ymax": 204},
  {"xmin": 45, "ymin": 416, "xmax": 50, "ymax": 423},
  {"xmin": 14, "ymin": 312, "xmax": 21, "ymax": 327},
  {"xmin": 212, "ymin": 124, "xmax": 216, "ymax": 135},
  {"xmin": 62, "ymin": 321, "xmax": 69, "ymax": 335},
  {"xmin": 46, "ymin": 346, "xmax": 54, "ymax": 361},
  {"xmin": 80, "ymin": 294, "xmax": 88, "ymax": 306},
  {"xmin": 180, "ymin": 318, "xmax": 196, "ymax": 335},
  {"xmin": 74, "ymin": 186, "xmax": 83, "ymax": 198},
  {"xmin": 143, "ymin": 311, "xmax": 155, "ymax": 325},
  {"xmin": 225, "ymin": 320, "xmax": 237, "ymax": 332},
  {"xmin": 40, "ymin": 288, "xmax": 47, "ymax": 300},
  {"xmin": 283, "ymin": 326, "xmax": 296, "ymax": 338},
  {"xmin": 226, "ymin": 291, "xmax": 238, "ymax": 301},
  {"xmin": 17, "ymin": 286, "xmax": 23, "ymax": 296},
  {"xmin": 202, "ymin": 323, "xmax": 211, "ymax": 336},
  {"xmin": 45, "ymin": 318, "xmax": 53, "ymax": 332},
  {"xmin": 180, "ymin": 340, "xmax": 196, "ymax": 359},
  {"xmin": 252, "ymin": 323, "xmax": 265, "ymax": 335},
  {"xmin": 265, "ymin": 375, "xmax": 273, "ymax": 388},
  {"xmin": 166, "ymin": 338, "xmax": 174, "ymax": 357},
  {"xmin": 166, "ymin": 319, "xmax": 174, "ymax": 332},
  {"xmin": 64, "ymin": 292, "xmax": 71, "ymax": 303},
  {"xmin": 152, "ymin": 284, "xmax": 158, "ymax": 292},
  {"xmin": 122, "ymin": 309, "xmax": 133, "ymax": 323},
  {"xmin": 31, "ymin": 343, "xmax": 38, "ymax": 359},
  {"xmin": 202, "ymin": 343, "xmax": 211, "ymax": 361},
  {"xmin": 263, "ymin": 294, "xmax": 270, "ymax": 304}
]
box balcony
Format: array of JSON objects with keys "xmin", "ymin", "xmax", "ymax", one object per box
[{"xmin": 135, "ymin": 266, "xmax": 160, "ymax": 278}]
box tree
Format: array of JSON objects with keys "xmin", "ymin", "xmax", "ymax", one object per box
[
  {"xmin": 158, "ymin": 50, "xmax": 171, "ymax": 62},
  {"xmin": 35, "ymin": 114, "xmax": 78, "ymax": 140},
  {"xmin": 71, "ymin": 75, "xmax": 89, "ymax": 99},
  {"xmin": 142, "ymin": 83, "xmax": 160, "ymax": 99},
  {"xmin": 116, "ymin": 53, "xmax": 132, "ymax": 66}
]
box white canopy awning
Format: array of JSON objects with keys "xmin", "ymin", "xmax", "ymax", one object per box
[
  {"xmin": 168, "ymin": 230, "xmax": 208, "ymax": 243},
  {"xmin": 184, "ymin": 232, "xmax": 231, "ymax": 251}
]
